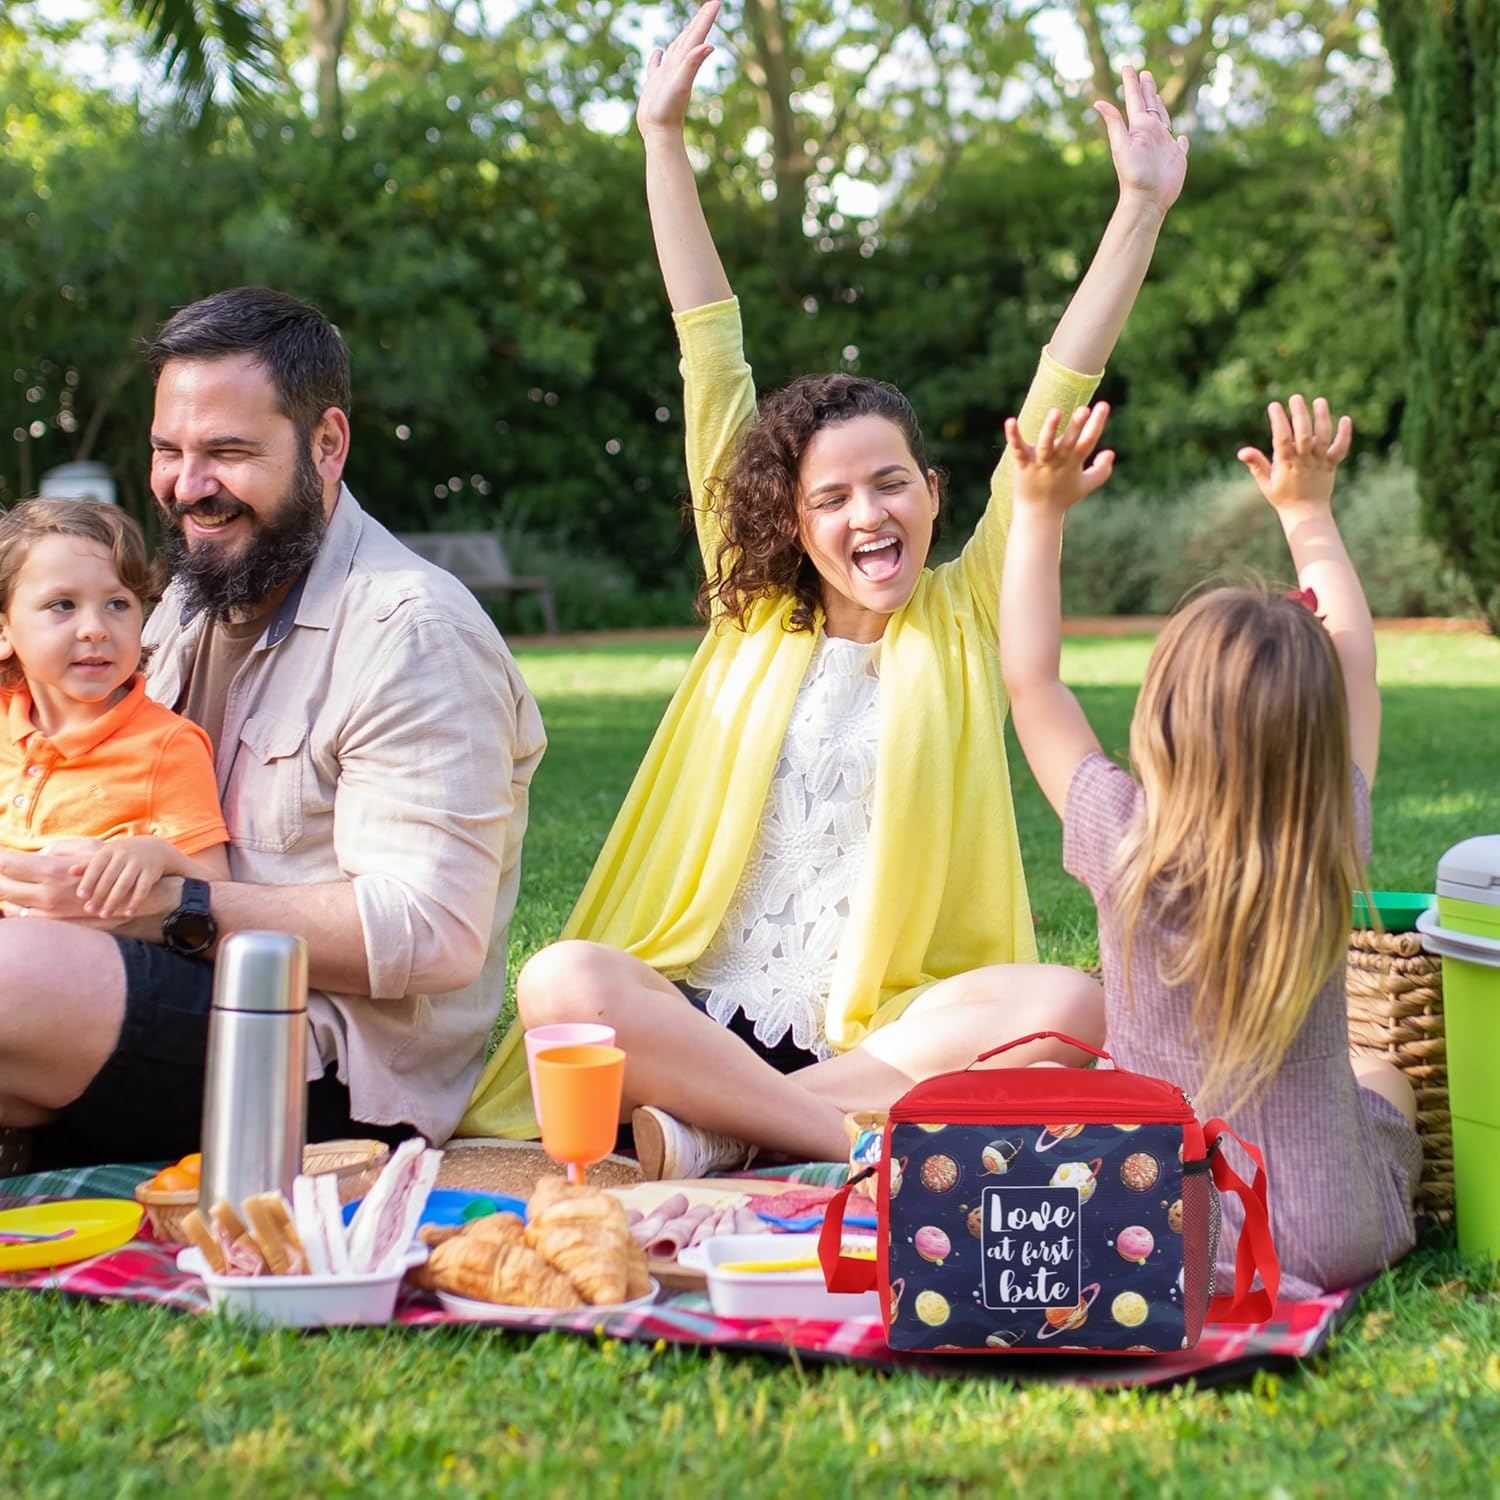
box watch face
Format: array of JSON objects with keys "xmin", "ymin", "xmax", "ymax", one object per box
[
  {"xmin": 167, "ymin": 911, "xmax": 216, "ymax": 954},
  {"xmin": 165, "ymin": 880, "xmax": 217, "ymax": 956}
]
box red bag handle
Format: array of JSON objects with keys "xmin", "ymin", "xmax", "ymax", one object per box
[
  {"xmin": 1202, "ymin": 1119, "xmax": 1281, "ymax": 1324},
  {"xmin": 819, "ymin": 1169, "xmax": 878, "ymax": 1294},
  {"xmin": 966, "ymin": 1031, "xmax": 1114, "ymax": 1068}
]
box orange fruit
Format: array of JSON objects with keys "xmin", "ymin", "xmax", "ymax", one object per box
[{"xmin": 148, "ymin": 1165, "xmax": 197, "ymax": 1193}]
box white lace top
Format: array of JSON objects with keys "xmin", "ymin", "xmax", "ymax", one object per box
[{"xmin": 681, "ymin": 632, "xmax": 880, "ymax": 1060}]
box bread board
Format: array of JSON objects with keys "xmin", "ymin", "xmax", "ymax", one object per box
[{"xmin": 609, "ymin": 1178, "xmax": 788, "ymax": 1293}]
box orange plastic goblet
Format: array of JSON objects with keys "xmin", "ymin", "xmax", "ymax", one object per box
[{"xmin": 533, "ymin": 1044, "xmax": 626, "ymax": 1186}]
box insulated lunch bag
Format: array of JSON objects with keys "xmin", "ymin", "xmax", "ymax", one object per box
[{"xmin": 818, "ymin": 1032, "xmax": 1280, "ymax": 1354}]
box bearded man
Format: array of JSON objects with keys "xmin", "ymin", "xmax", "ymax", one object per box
[{"xmin": 0, "ymin": 287, "xmax": 545, "ymax": 1171}]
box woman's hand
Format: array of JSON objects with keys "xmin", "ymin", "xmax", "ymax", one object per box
[
  {"xmin": 1007, "ymin": 403, "xmax": 1116, "ymax": 516},
  {"xmin": 1238, "ymin": 394, "xmax": 1354, "ymax": 515},
  {"xmin": 637, "ymin": 0, "xmax": 719, "ymax": 143},
  {"xmin": 1094, "ymin": 66, "xmax": 1189, "ymax": 220}
]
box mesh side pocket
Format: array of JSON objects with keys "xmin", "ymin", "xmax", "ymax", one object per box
[
  {"xmin": 1207, "ymin": 1182, "xmax": 1221, "ymax": 1299},
  {"xmin": 1181, "ymin": 1169, "xmax": 1215, "ymax": 1347}
]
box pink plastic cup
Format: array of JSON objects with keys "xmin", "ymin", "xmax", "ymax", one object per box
[{"xmin": 524, "ymin": 1023, "xmax": 616, "ymax": 1128}]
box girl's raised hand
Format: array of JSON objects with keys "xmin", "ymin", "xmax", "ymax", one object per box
[
  {"xmin": 1007, "ymin": 403, "xmax": 1115, "ymax": 514},
  {"xmin": 1237, "ymin": 394, "xmax": 1354, "ymax": 513},
  {"xmin": 1093, "ymin": 66, "xmax": 1189, "ymax": 218},
  {"xmin": 637, "ymin": 1, "xmax": 719, "ymax": 141}
]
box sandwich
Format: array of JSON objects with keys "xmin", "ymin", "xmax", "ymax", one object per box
[
  {"xmin": 210, "ymin": 1200, "xmax": 268, "ymax": 1275},
  {"xmin": 180, "ymin": 1208, "xmax": 227, "ymax": 1275},
  {"xmin": 179, "ymin": 1142, "xmax": 439, "ymax": 1280},
  {"xmin": 291, "ymin": 1170, "xmax": 351, "ymax": 1277},
  {"xmin": 346, "ymin": 1137, "xmax": 441, "ymax": 1276},
  {"xmin": 242, "ymin": 1192, "xmax": 307, "ymax": 1276}
]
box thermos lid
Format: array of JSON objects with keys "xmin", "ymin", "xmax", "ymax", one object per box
[
  {"xmin": 1435, "ymin": 835, "xmax": 1500, "ymax": 905},
  {"xmin": 211, "ymin": 930, "xmax": 309, "ymax": 1013}
]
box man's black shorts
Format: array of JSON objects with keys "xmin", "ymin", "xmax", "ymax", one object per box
[{"xmin": 30, "ymin": 937, "xmax": 417, "ymax": 1170}]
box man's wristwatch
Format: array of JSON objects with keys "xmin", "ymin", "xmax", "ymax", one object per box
[{"xmin": 162, "ymin": 877, "xmax": 218, "ymax": 958}]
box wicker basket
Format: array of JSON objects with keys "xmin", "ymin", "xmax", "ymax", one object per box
[
  {"xmin": 135, "ymin": 1138, "xmax": 391, "ymax": 1246},
  {"xmin": 132, "ymin": 1183, "xmax": 198, "ymax": 1245},
  {"xmin": 301, "ymin": 1138, "xmax": 390, "ymax": 1204},
  {"xmin": 1346, "ymin": 928, "xmax": 1452, "ymax": 1221}
]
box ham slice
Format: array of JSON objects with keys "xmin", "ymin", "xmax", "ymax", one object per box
[
  {"xmin": 631, "ymin": 1193, "xmax": 689, "ymax": 1249},
  {"xmin": 646, "ymin": 1203, "xmax": 715, "ymax": 1258}
]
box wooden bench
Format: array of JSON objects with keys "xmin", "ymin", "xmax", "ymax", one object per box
[{"xmin": 396, "ymin": 531, "xmax": 559, "ymax": 636}]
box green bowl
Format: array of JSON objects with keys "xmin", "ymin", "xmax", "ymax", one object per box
[{"xmin": 1352, "ymin": 891, "xmax": 1436, "ymax": 933}]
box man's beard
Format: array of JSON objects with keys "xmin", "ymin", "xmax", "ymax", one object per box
[{"xmin": 162, "ymin": 449, "xmax": 328, "ymax": 622}]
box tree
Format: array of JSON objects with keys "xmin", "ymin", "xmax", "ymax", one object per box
[
  {"xmin": 1063, "ymin": 1, "xmax": 1381, "ymax": 129},
  {"xmin": 1381, "ymin": 0, "xmax": 1500, "ymax": 631},
  {"xmin": 114, "ymin": 0, "xmax": 283, "ymax": 117}
]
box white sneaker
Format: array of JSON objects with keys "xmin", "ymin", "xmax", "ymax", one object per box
[{"xmin": 632, "ymin": 1106, "xmax": 756, "ymax": 1180}]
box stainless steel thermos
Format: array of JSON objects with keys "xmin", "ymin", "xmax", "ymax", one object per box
[{"xmin": 199, "ymin": 930, "xmax": 309, "ymax": 1213}]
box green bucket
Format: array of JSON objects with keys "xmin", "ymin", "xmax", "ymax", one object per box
[
  {"xmin": 1419, "ymin": 835, "xmax": 1500, "ymax": 1260},
  {"xmin": 1352, "ymin": 891, "xmax": 1435, "ymax": 932}
]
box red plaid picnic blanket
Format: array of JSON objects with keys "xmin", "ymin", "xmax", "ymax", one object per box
[{"xmin": 1, "ymin": 1163, "xmax": 1357, "ymax": 1389}]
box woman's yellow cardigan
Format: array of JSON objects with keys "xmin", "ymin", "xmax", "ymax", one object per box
[{"xmin": 457, "ymin": 299, "xmax": 1099, "ymax": 1138}]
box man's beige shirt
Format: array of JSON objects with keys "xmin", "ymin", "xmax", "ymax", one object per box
[{"xmin": 143, "ymin": 487, "xmax": 545, "ymax": 1141}]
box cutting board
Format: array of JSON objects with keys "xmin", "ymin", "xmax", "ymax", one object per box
[{"xmin": 609, "ymin": 1178, "xmax": 788, "ymax": 1293}]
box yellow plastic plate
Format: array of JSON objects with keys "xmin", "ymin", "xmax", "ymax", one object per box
[{"xmin": 0, "ymin": 1199, "xmax": 143, "ymax": 1272}]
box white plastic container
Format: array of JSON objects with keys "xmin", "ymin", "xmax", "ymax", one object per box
[
  {"xmin": 177, "ymin": 1245, "xmax": 426, "ymax": 1328},
  {"xmin": 682, "ymin": 1232, "xmax": 881, "ymax": 1322}
]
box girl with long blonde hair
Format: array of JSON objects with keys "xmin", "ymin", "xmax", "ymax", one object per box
[{"xmin": 1000, "ymin": 395, "xmax": 1421, "ymax": 1296}]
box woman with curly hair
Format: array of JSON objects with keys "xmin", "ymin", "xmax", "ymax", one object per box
[{"xmin": 460, "ymin": 2, "xmax": 1190, "ymax": 1175}]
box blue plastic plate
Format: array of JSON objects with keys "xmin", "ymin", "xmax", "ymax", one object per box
[{"xmin": 341, "ymin": 1187, "xmax": 527, "ymax": 1228}]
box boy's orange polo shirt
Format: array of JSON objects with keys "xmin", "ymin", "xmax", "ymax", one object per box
[{"xmin": 0, "ymin": 674, "xmax": 227, "ymax": 855}]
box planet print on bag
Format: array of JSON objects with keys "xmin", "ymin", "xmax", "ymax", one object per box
[
  {"xmin": 1111, "ymin": 1291, "xmax": 1148, "ymax": 1327},
  {"xmin": 1035, "ymin": 1124, "xmax": 1085, "ymax": 1152},
  {"xmin": 916, "ymin": 1123, "xmax": 946, "ymax": 1134},
  {"xmin": 1034, "ymin": 1282, "xmax": 1100, "ymax": 1339},
  {"xmin": 915, "ymin": 1225, "xmax": 951, "ymax": 1265},
  {"xmin": 980, "ymin": 1139, "xmax": 1022, "ymax": 1176},
  {"xmin": 919, "ymin": 1154, "xmax": 960, "ymax": 1193},
  {"xmin": 1116, "ymin": 1225, "xmax": 1154, "ymax": 1264},
  {"xmin": 964, "ymin": 1203, "xmax": 984, "ymax": 1238},
  {"xmin": 1120, "ymin": 1152, "xmax": 1160, "ymax": 1191},
  {"xmin": 986, "ymin": 1329, "xmax": 1025, "ymax": 1348},
  {"xmin": 915, "ymin": 1290, "xmax": 950, "ymax": 1326},
  {"xmin": 889, "ymin": 1156, "xmax": 907, "ymax": 1197},
  {"xmin": 1168, "ymin": 1199, "xmax": 1184, "ymax": 1233},
  {"xmin": 1048, "ymin": 1157, "xmax": 1102, "ymax": 1204},
  {"xmin": 887, "ymin": 1277, "xmax": 906, "ymax": 1323}
]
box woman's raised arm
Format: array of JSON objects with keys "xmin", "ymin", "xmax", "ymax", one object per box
[
  {"xmin": 1048, "ymin": 67, "xmax": 1189, "ymax": 374},
  {"xmin": 638, "ymin": 1, "xmax": 732, "ymax": 313}
]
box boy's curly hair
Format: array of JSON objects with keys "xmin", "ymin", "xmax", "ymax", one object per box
[
  {"xmin": 0, "ymin": 498, "xmax": 163, "ymax": 689},
  {"xmin": 694, "ymin": 373, "xmax": 944, "ymax": 632}
]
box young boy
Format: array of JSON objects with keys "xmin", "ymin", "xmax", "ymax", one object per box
[{"xmin": 0, "ymin": 498, "xmax": 228, "ymax": 919}]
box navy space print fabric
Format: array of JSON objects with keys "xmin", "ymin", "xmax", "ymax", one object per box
[{"xmin": 883, "ymin": 1120, "xmax": 1191, "ymax": 1353}]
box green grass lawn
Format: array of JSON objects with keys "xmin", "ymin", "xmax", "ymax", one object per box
[{"xmin": 5, "ymin": 629, "xmax": 1500, "ymax": 1499}]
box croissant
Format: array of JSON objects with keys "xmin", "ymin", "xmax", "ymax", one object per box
[
  {"xmin": 622, "ymin": 1237, "xmax": 652, "ymax": 1301},
  {"xmin": 464, "ymin": 1212, "xmax": 527, "ymax": 1244},
  {"xmin": 524, "ymin": 1195, "xmax": 634, "ymax": 1304},
  {"xmin": 417, "ymin": 1225, "xmax": 581, "ymax": 1308},
  {"xmin": 417, "ymin": 1212, "xmax": 521, "ymax": 1255},
  {"xmin": 527, "ymin": 1175, "xmax": 594, "ymax": 1218}
]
